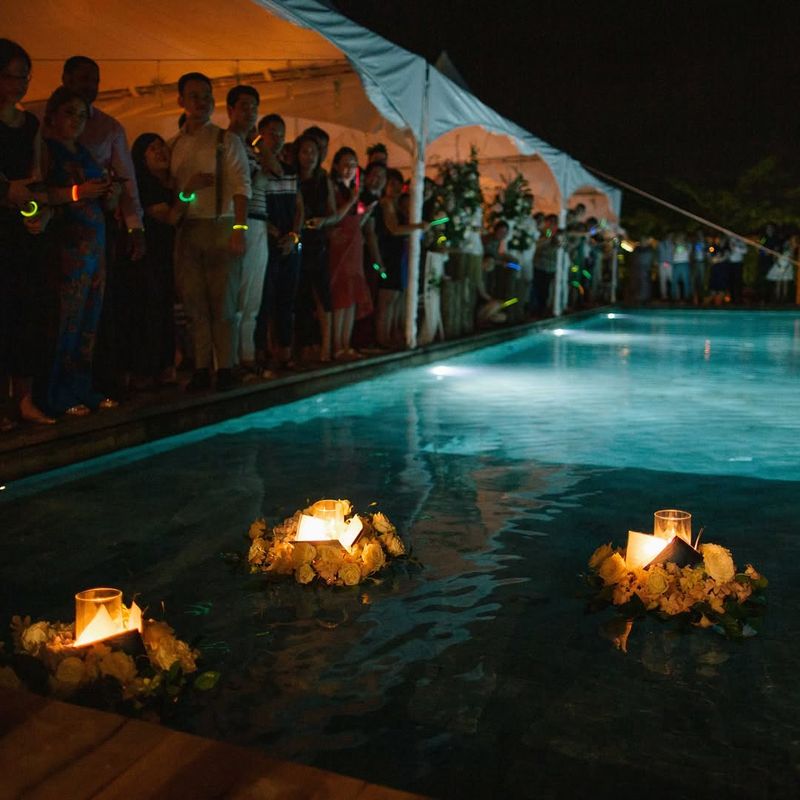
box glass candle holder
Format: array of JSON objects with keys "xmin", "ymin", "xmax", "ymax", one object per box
[
  {"xmin": 653, "ymin": 509, "xmax": 692, "ymax": 544},
  {"xmin": 75, "ymin": 587, "xmax": 123, "ymax": 643}
]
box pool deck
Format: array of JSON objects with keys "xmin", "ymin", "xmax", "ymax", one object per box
[
  {"xmin": 0, "ymin": 687, "xmax": 426, "ymax": 800},
  {"xmin": 1, "ymin": 314, "xmax": 587, "ymax": 484}
]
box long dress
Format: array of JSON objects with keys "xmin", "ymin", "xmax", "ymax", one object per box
[
  {"xmin": 0, "ymin": 112, "xmax": 53, "ymax": 387},
  {"xmin": 118, "ymin": 176, "xmax": 175, "ymax": 378},
  {"xmin": 296, "ymin": 172, "xmax": 333, "ymax": 346},
  {"xmin": 328, "ymin": 182, "xmax": 372, "ymax": 318},
  {"xmin": 45, "ymin": 138, "xmax": 106, "ymax": 413}
]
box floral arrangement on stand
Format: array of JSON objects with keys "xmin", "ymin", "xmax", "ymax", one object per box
[
  {"xmin": 0, "ymin": 601, "xmax": 219, "ymax": 715},
  {"xmin": 435, "ymin": 146, "xmax": 483, "ymax": 247},
  {"xmin": 586, "ymin": 538, "xmax": 768, "ymax": 649},
  {"xmin": 486, "ymin": 173, "xmax": 535, "ymax": 252},
  {"xmin": 248, "ymin": 499, "xmax": 406, "ymax": 586}
]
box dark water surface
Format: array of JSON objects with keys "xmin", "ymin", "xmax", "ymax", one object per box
[{"xmin": 2, "ymin": 311, "xmax": 799, "ymax": 798}]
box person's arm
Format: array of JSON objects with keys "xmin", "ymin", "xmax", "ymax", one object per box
[
  {"xmin": 108, "ymin": 122, "xmax": 146, "ymax": 258},
  {"xmin": 278, "ymin": 189, "xmax": 304, "ymax": 256},
  {"xmin": 226, "ymin": 132, "xmax": 251, "ymax": 256},
  {"xmin": 293, "ymin": 189, "xmax": 304, "ymax": 234},
  {"xmin": 333, "ymin": 182, "xmax": 357, "ymax": 218},
  {"xmin": 307, "ymin": 177, "xmax": 339, "ymax": 229},
  {"xmin": 380, "ymin": 197, "xmax": 426, "ymax": 236},
  {"xmin": 363, "ymin": 216, "xmax": 382, "ymax": 270}
]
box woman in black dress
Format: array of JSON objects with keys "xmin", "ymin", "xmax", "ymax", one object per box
[
  {"xmin": 125, "ymin": 133, "xmax": 180, "ymax": 387},
  {"xmin": 295, "ymin": 133, "xmax": 336, "ymax": 361},
  {"xmin": 0, "ymin": 38, "xmax": 55, "ymax": 427}
]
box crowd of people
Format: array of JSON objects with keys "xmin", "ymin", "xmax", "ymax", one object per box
[
  {"xmin": 627, "ymin": 226, "xmax": 798, "ymax": 306},
  {"xmin": 0, "ymin": 41, "xmax": 435, "ymax": 431},
  {"xmin": 1, "ymin": 38, "xmax": 796, "ymax": 434}
]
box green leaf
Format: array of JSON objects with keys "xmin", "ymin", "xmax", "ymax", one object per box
[{"xmin": 193, "ymin": 670, "xmax": 221, "ymax": 691}]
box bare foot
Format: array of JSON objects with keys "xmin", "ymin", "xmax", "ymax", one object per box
[{"xmin": 19, "ymin": 395, "xmax": 56, "ymax": 425}]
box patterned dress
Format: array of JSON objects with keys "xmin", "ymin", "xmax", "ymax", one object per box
[{"xmin": 45, "ymin": 138, "xmax": 106, "ymax": 413}]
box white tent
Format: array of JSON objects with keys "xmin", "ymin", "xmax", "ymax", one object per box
[{"xmin": 10, "ymin": 0, "xmax": 621, "ymax": 333}]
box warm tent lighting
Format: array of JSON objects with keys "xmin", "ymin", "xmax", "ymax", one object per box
[
  {"xmin": 654, "ymin": 509, "xmax": 692, "ymax": 543},
  {"xmin": 74, "ymin": 588, "xmax": 142, "ymax": 647},
  {"xmin": 625, "ymin": 530, "xmax": 669, "ymax": 570}
]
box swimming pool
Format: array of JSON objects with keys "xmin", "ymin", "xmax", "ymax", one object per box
[{"xmin": 3, "ymin": 310, "xmax": 799, "ymax": 798}]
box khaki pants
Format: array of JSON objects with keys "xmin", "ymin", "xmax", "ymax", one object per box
[{"xmin": 175, "ymin": 219, "xmax": 242, "ymax": 370}]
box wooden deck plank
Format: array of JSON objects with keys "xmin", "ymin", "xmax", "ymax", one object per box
[{"xmin": 0, "ymin": 688, "xmax": 427, "ymax": 800}]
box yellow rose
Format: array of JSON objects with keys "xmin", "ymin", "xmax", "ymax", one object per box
[
  {"xmin": 379, "ymin": 531, "xmax": 405, "ymax": 557},
  {"xmin": 315, "ymin": 545, "xmax": 345, "ymax": 584},
  {"xmin": 338, "ymin": 563, "xmax": 362, "ymax": 586},
  {"xmin": 295, "ymin": 563, "xmax": 315, "ymax": 584},
  {"xmin": 143, "ymin": 621, "xmax": 197, "ymax": 673},
  {"xmin": 291, "ymin": 542, "xmax": 317, "ymax": 569},
  {"xmin": 371, "ymin": 512, "xmax": 395, "ymax": 535},
  {"xmin": 598, "ymin": 552, "xmax": 628, "ymax": 586},
  {"xmin": 701, "ymin": 543, "xmax": 736, "ymax": 583},
  {"xmin": 99, "ymin": 651, "xmax": 137, "ymax": 685},
  {"xmin": 248, "ymin": 518, "xmax": 268, "ymax": 539},
  {"xmin": 20, "ymin": 621, "xmax": 52, "ymax": 655},
  {"xmin": 361, "ymin": 541, "xmax": 386, "ymax": 577},
  {"xmin": 55, "ymin": 656, "xmax": 86, "ymax": 686},
  {"xmin": 589, "ymin": 543, "xmax": 615, "ymax": 570},
  {"xmin": 248, "ymin": 537, "xmax": 269, "ymax": 566},
  {"xmin": 644, "ymin": 567, "xmax": 670, "ymax": 596},
  {"xmin": 266, "ymin": 541, "xmax": 295, "ymax": 574}
]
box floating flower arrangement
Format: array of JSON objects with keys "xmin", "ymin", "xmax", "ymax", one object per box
[
  {"xmin": 248, "ymin": 499, "xmax": 405, "ymax": 586},
  {"xmin": 586, "ymin": 510, "xmax": 767, "ymax": 648},
  {"xmin": 1, "ymin": 594, "xmax": 219, "ymax": 714}
]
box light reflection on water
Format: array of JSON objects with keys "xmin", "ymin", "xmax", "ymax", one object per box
[{"xmin": 2, "ymin": 310, "xmax": 800, "ymax": 797}]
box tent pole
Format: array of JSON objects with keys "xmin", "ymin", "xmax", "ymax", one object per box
[
  {"xmin": 405, "ymin": 64, "xmax": 429, "ymax": 349},
  {"xmin": 553, "ymin": 206, "xmax": 568, "ymax": 317},
  {"xmin": 610, "ymin": 241, "xmax": 618, "ymax": 303}
]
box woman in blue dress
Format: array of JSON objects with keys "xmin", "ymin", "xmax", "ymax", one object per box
[{"xmin": 44, "ymin": 87, "xmax": 117, "ymax": 416}]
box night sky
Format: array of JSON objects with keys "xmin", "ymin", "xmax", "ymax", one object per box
[{"xmin": 334, "ymin": 0, "xmax": 800, "ymax": 200}]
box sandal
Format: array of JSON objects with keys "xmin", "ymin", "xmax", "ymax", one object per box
[
  {"xmin": 98, "ymin": 397, "xmax": 119, "ymax": 410},
  {"xmin": 65, "ymin": 404, "xmax": 91, "ymax": 417}
]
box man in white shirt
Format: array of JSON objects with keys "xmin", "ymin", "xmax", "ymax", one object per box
[
  {"xmin": 170, "ymin": 72, "xmax": 251, "ymax": 391},
  {"xmin": 226, "ymin": 85, "xmax": 268, "ymax": 373}
]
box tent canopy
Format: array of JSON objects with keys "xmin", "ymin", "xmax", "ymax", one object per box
[{"xmin": 11, "ymin": 0, "xmax": 619, "ymax": 217}]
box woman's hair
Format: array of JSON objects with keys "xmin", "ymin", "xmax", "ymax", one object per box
[
  {"xmin": 44, "ymin": 87, "xmax": 89, "ymax": 126},
  {"xmin": 293, "ymin": 134, "xmax": 321, "ymax": 171},
  {"xmin": 385, "ymin": 168, "xmax": 404, "ymax": 186},
  {"xmin": 333, "ymin": 147, "xmax": 358, "ymax": 175},
  {"xmin": 0, "ymin": 38, "xmax": 31, "ymax": 73},
  {"xmin": 131, "ymin": 133, "xmax": 163, "ymax": 174},
  {"xmin": 131, "ymin": 132, "xmax": 167, "ymax": 201}
]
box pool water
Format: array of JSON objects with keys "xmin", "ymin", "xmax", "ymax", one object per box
[{"xmin": 2, "ymin": 310, "xmax": 800, "ymax": 798}]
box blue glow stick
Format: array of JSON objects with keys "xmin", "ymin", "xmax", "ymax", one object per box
[{"xmin": 506, "ymin": 262, "xmax": 521, "ymax": 271}]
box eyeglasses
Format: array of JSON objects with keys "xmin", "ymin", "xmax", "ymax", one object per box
[{"xmin": 0, "ymin": 72, "xmax": 32, "ymax": 83}]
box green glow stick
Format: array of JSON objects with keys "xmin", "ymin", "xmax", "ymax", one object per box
[{"xmin": 429, "ymin": 216, "xmax": 449, "ymax": 227}]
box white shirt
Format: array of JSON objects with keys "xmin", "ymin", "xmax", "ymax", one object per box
[{"xmin": 169, "ymin": 122, "xmax": 251, "ymax": 220}]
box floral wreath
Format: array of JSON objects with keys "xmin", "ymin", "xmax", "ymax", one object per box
[
  {"xmin": 248, "ymin": 499, "xmax": 406, "ymax": 586},
  {"xmin": 1, "ymin": 603, "xmax": 219, "ymax": 713},
  {"xmin": 586, "ymin": 540, "xmax": 767, "ymax": 650}
]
